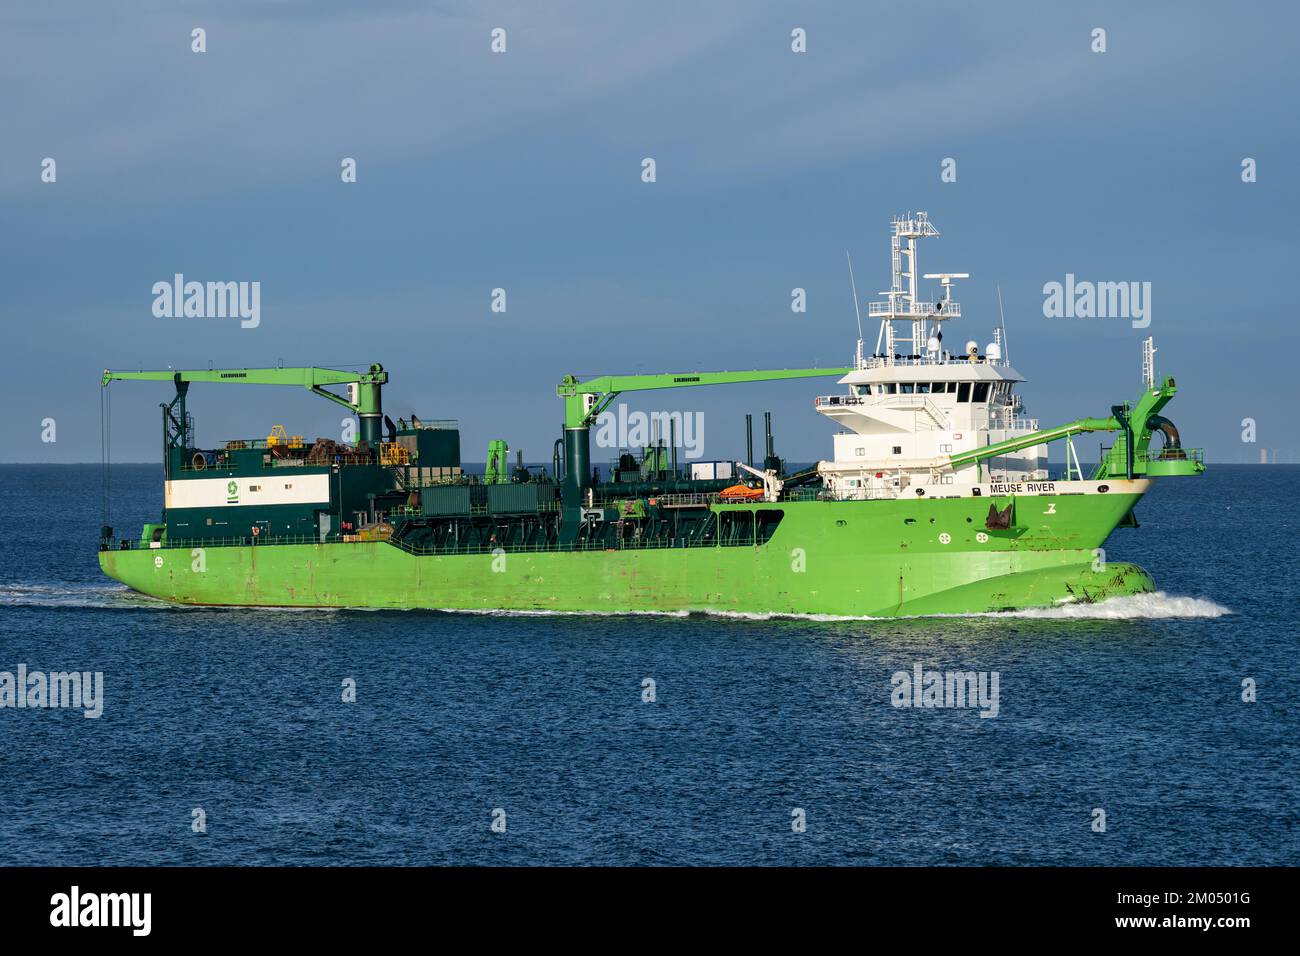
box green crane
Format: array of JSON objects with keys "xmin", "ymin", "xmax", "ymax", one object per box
[
  {"xmin": 554, "ymin": 366, "xmax": 851, "ymax": 503},
  {"xmin": 556, "ymin": 367, "xmax": 852, "ymax": 429},
  {"xmin": 101, "ymin": 364, "xmax": 389, "ymax": 464}
]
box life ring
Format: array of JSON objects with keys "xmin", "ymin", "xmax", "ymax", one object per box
[{"xmin": 251, "ymin": 525, "xmax": 261, "ymax": 537}]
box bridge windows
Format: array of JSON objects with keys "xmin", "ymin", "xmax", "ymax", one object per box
[{"xmin": 849, "ymin": 380, "xmax": 997, "ymax": 399}]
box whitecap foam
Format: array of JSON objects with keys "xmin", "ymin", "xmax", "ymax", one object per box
[
  {"xmin": 0, "ymin": 582, "xmax": 172, "ymax": 610},
  {"xmin": 999, "ymin": 591, "xmax": 1231, "ymax": 620}
]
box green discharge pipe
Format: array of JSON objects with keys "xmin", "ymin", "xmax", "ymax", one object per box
[
  {"xmin": 946, "ymin": 417, "xmax": 1118, "ymax": 471},
  {"xmin": 944, "ymin": 376, "xmax": 1198, "ymax": 480}
]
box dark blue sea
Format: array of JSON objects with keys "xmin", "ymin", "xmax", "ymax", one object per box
[{"xmin": 0, "ymin": 463, "xmax": 1294, "ymax": 866}]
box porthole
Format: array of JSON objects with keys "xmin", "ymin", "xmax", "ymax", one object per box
[{"xmin": 1098, "ymin": 484, "xmax": 1109, "ymax": 493}]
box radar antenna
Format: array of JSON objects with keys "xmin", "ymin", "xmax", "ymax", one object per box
[{"xmin": 868, "ymin": 212, "xmax": 967, "ymax": 364}]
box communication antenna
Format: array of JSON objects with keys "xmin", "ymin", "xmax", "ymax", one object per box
[
  {"xmin": 846, "ymin": 250, "xmax": 864, "ymax": 368},
  {"xmin": 846, "ymin": 250, "xmax": 863, "ymax": 338},
  {"xmin": 996, "ymin": 284, "xmax": 1010, "ymax": 366}
]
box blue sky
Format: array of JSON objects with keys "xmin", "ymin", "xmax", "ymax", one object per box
[{"xmin": 4, "ymin": 0, "xmax": 1297, "ymax": 465}]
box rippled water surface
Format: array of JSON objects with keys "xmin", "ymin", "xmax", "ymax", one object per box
[{"xmin": 0, "ymin": 464, "xmax": 1294, "ymax": 865}]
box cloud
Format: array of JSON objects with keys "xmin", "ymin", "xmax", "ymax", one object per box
[{"xmin": 0, "ymin": 1, "xmax": 1193, "ymax": 203}]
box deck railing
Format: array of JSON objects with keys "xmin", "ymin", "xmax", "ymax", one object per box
[
  {"xmin": 1135, "ymin": 447, "xmax": 1204, "ymax": 465},
  {"xmin": 867, "ymin": 300, "xmax": 961, "ymax": 318}
]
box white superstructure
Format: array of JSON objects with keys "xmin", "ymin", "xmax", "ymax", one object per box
[{"xmin": 817, "ymin": 213, "xmax": 1048, "ymax": 500}]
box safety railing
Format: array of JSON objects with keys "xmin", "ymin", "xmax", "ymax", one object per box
[
  {"xmin": 104, "ymin": 532, "xmax": 349, "ymax": 551},
  {"xmin": 379, "ymin": 443, "xmax": 410, "ymax": 465},
  {"xmin": 867, "ymin": 300, "xmax": 961, "ymax": 318},
  {"xmin": 994, "ymin": 415, "xmax": 1040, "ymax": 431},
  {"xmin": 178, "ymin": 452, "xmax": 372, "ymax": 472},
  {"xmin": 813, "ymin": 395, "xmax": 865, "ymax": 407},
  {"xmin": 1136, "ymin": 447, "xmax": 1204, "ymax": 465},
  {"xmin": 824, "ymin": 485, "xmax": 914, "ymax": 501},
  {"xmin": 388, "ymin": 533, "xmax": 732, "ymax": 557},
  {"xmin": 596, "ymin": 488, "xmax": 826, "ymax": 510},
  {"xmin": 399, "ymin": 419, "xmax": 458, "ymax": 430}
]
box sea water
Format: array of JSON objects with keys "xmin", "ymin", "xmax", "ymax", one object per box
[{"xmin": 0, "ymin": 464, "xmax": 1293, "ymax": 865}]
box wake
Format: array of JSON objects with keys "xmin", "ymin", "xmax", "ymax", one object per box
[
  {"xmin": 0, "ymin": 584, "xmax": 1229, "ymax": 621},
  {"xmin": 1000, "ymin": 592, "xmax": 1230, "ymax": 620},
  {"xmin": 0, "ymin": 582, "xmax": 166, "ymax": 610}
]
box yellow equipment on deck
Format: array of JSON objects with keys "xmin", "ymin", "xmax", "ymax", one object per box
[{"xmin": 266, "ymin": 424, "xmax": 304, "ymax": 448}]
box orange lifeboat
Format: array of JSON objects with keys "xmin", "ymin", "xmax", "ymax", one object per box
[{"xmin": 719, "ymin": 483, "xmax": 764, "ymax": 502}]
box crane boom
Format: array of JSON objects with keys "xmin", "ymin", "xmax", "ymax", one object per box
[
  {"xmin": 101, "ymin": 364, "xmax": 389, "ymax": 446},
  {"xmin": 556, "ymin": 367, "xmax": 852, "ymax": 428},
  {"xmin": 101, "ymin": 364, "xmax": 386, "ymax": 408}
]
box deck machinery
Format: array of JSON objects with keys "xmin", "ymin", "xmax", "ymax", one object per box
[
  {"xmin": 99, "ymin": 364, "xmax": 857, "ymax": 557},
  {"xmin": 98, "ymin": 214, "xmax": 1205, "ymax": 615}
]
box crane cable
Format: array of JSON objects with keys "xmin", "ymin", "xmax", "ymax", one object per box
[{"xmin": 100, "ymin": 383, "xmax": 111, "ymax": 530}]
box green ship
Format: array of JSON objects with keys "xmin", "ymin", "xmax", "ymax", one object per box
[{"xmin": 99, "ymin": 213, "xmax": 1204, "ymax": 616}]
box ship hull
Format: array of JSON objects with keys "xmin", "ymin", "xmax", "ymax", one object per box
[{"xmin": 99, "ymin": 485, "xmax": 1156, "ymax": 616}]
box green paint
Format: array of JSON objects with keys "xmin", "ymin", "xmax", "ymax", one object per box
[
  {"xmin": 101, "ymin": 490, "xmax": 1154, "ymax": 616},
  {"xmin": 557, "ymin": 367, "xmax": 852, "ymax": 428}
]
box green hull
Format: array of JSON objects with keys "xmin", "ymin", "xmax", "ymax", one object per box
[{"xmin": 100, "ymin": 491, "xmax": 1156, "ymax": 616}]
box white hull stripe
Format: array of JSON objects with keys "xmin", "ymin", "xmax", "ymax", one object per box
[
  {"xmin": 165, "ymin": 474, "xmax": 332, "ymax": 509},
  {"xmin": 978, "ymin": 478, "xmax": 1149, "ymax": 497}
]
